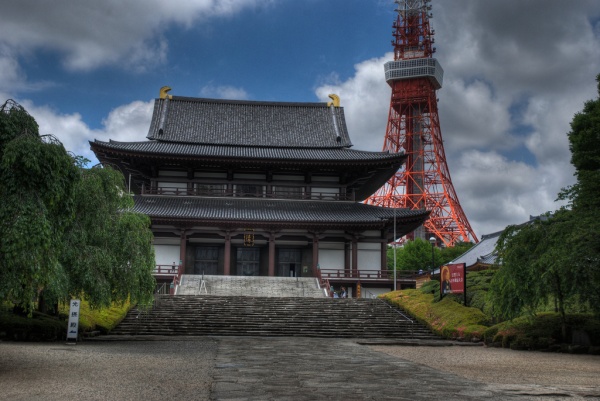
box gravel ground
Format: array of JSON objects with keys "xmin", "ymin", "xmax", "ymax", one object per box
[
  {"xmin": 0, "ymin": 340, "xmax": 217, "ymax": 401},
  {"xmin": 371, "ymin": 345, "xmax": 600, "ymax": 387},
  {"xmin": 1, "ymin": 338, "xmax": 599, "ymax": 400}
]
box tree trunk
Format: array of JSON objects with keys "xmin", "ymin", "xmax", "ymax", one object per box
[
  {"xmin": 37, "ymin": 291, "xmax": 58, "ymax": 315},
  {"xmin": 555, "ymin": 274, "xmax": 567, "ymax": 341}
]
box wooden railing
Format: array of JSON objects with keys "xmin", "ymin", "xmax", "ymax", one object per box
[
  {"xmin": 316, "ymin": 269, "xmax": 331, "ymax": 297},
  {"xmin": 141, "ymin": 186, "xmax": 354, "ymax": 201},
  {"xmin": 153, "ymin": 264, "xmax": 180, "ymax": 276},
  {"xmin": 153, "ymin": 266, "xmax": 422, "ymax": 281},
  {"xmin": 152, "ymin": 265, "xmax": 182, "ymax": 295},
  {"xmin": 318, "ymin": 269, "xmax": 422, "ymax": 281}
]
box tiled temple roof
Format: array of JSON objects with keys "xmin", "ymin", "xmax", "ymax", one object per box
[
  {"xmin": 146, "ymin": 96, "xmax": 353, "ymax": 148},
  {"xmin": 448, "ymin": 230, "xmax": 502, "ymax": 268},
  {"xmin": 91, "ymin": 139, "xmax": 404, "ymax": 164},
  {"xmin": 449, "ymin": 216, "xmax": 548, "ymax": 269},
  {"xmin": 133, "ymin": 195, "xmax": 429, "ymax": 229}
]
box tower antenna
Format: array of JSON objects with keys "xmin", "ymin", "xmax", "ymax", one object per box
[{"xmin": 366, "ymin": 0, "xmax": 478, "ymax": 247}]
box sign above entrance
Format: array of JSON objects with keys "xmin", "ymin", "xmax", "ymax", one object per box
[{"xmin": 244, "ymin": 229, "xmax": 254, "ymax": 246}]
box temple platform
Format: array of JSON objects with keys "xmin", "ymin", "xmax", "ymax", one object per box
[{"xmin": 176, "ymin": 275, "xmax": 326, "ymax": 298}]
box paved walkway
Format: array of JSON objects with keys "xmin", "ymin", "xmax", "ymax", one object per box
[
  {"xmin": 213, "ymin": 337, "xmax": 600, "ymax": 400},
  {"xmin": 213, "ymin": 337, "xmax": 496, "ymax": 400},
  {"xmin": 1, "ymin": 337, "xmax": 598, "ymax": 400}
]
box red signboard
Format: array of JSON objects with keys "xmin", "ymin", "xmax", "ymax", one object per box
[{"xmin": 440, "ymin": 263, "xmax": 466, "ymax": 295}]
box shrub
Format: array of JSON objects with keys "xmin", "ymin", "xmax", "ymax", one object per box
[
  {"xmin": 382, "ymin": 289, "xmax": 489, "ymax": 341},
  {"xmin": 0, "ymin": 311, "xmax": 66, "ymax": 341},
  {"xmin": 483, "ymin": 313, "xmax": 600, "ymax": 350},
  {"xmin": 59, "ymin": 299, "xmax": 132, "ymax": 333},
  {"xmin": 465, "ymin": 270, "xmax": 495, "ymax": 315},
  {"xmin": 0, "ymin": 299, "xmax": 133, "ymax": 341}
]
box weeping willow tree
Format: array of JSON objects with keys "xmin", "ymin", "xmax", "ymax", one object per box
[
  {"xmin": 488, "ymin": 75, "xmax": 600, "ymax": 337},
  {"xmin": 0, "ymin": 100, "xmax": 155, "ymax": 313},
  {"xmin": 59, "ymin": 164, "xmax": 156, "ymax": 309}
]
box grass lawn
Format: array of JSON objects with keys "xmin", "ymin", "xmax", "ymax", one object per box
[{"xmin": 381, "ymin": 274, "xmax": 600, "ymax": 353}]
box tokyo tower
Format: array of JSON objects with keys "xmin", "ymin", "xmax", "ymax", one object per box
[{"xmin": 366, "ymin": 0, "xmax": 478, "ymax": 247}]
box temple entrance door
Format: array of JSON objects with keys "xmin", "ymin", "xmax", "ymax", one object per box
[
  {"xmin": 237, "ymin": 248, "xmax": 260, "ymax": 276},
  {"xmin": 194, "ymin": 247, "xmax": 219, "ymax": 275},
  {"xmin": 278, "ymin": 249, "xmax": 303, "ymax": 277}
]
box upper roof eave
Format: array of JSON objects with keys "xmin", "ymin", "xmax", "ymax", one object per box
[{"xmin": 90, "ymin": 139, "xmax": 405, "ymax": 166}]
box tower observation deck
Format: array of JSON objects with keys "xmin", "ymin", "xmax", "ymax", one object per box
[{"xmin": 366, "ymin": 0, "xmax": 478, "ymax": 247}]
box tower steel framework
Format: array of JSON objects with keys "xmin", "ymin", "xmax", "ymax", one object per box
[{"xmin": 366, "ymin": 0, "xmax": 478, "ymax": 247}]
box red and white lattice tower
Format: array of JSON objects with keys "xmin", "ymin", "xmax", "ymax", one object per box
[{"xmin": 366, "ymin": 0, "xmax": 478, "ymax": 247}]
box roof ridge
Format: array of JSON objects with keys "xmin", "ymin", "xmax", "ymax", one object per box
[{"xmin": 167, "ymin": 96, "xmax": 328, "ymax": 108}]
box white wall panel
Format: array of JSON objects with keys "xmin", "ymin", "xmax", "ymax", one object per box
[
  {"xmin": 154, "ymin": 245, "xmax": 180, "ymax": 266},
  {"xmin": 318, "ymin": 249, "xmax": 344, "ymax": 269}
]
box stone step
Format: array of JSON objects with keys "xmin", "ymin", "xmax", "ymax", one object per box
[
  {"xmin": 111, "ymin": 293, "xmax": 440, "ymax": 340},
  {"xmin": 108, "ymin": 276, "xmax": 437, "ymax": 339}
]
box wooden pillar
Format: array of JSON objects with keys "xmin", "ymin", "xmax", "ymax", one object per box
[
  {"xmin": 268, "ymin": 234, "xmax": 275, "ymax": 277},
  {"xmin": 224, "ymin": 232, "xmax": 231, "ymax": 276},
  {"xmin": 381, "ymin": 241, "xmax": 387, "ymax": 272},
  {"xmin": 312, "ymin": 235, "xmax": 319, "ymax": 276},
  {"xmin": 351, "ymin": 236, "xmax": 358, "ymax": 278},
  {"xmin": 344, "ymin": 241, "xmax": 351, "ymax": 276},
  {"xmin": 179, "ymin": 230, "xmax": 187, "ymax": 274}
]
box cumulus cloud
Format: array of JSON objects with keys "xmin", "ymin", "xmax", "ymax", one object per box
[
  {"xmin": 0, "ymin": 46, "xmax": 53, "ymax": 93},
  {"xmin": 451, "ymin": 150, "xmax": 570, "ymax": 235},
  {"xmin": 435, "ymin": 0, "xmax": 600, "ymax": 96},
  {"xmin": 200, "ymin": 84, "xmax": 249, "ymax": 100},
  {"xmin": 438, "ymin": 79, "xmax": 513, "ymax": 154},
  {"xmin": 0, "ymin": 0, "xmax": 265, "ymax": 163},
  {"xmin": 315, "ymin": 54, "xmax": 392, "ymax": 151},
  {"xmin": 23, "ymin": 99, "xmax": 154, "ymax": 165},
  {"xmin": 315, "ymin": 0, "xmax": 600, "ymax": 236},
  {"xmin": 0, "ymin": 49, "xmax": 24, "ymax": 92},
  {"xmin": 0, "ymin": 0, "xmax": 274, "ymax": 71}
]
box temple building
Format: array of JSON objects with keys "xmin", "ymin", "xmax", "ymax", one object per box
[{"xmin": 90, "ymin": 88, "xmax": 429, "ymax": 296}]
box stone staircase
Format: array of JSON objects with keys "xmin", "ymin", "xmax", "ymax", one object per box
[
  {"xmin": 176, "ymin": 275, "xmax": 326, "ymax": 298},
  {"xmin": 112, "ymin": 295, "xmax": 440, "ymax": 339}
]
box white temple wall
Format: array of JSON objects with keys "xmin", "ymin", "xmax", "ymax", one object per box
[
  {"xmin": 318, "ymin": 242, "xmax": 344, "ymax": 269},
  {"xmin": 311, "ymin": 187, "xmax": 339, "ymax": 194},
  {"xmin": 157, "ymin": 182, "xmax": 187, "ymax": 189},
  {"xmin": 357, "ymin": 242, "xmax": 381, "ymax": 271},
  {"xmin": 154, "ymin": 244, "xmax": 180, "ymax": 266}
]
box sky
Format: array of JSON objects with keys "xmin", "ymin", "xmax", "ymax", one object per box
[{"xmin": 1, "ymin": 0, "xmax": 600, "ymax": 238}]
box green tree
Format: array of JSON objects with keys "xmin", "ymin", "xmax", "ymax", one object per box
[
  {"xmin": 0, "ymin": 100, "xmax": 155, "ymax": 313},
  {"xmin": 440, "ymin": 241, "xmax": 475, "ymax": 265},
  {"xmin": 388, "ymin": 238, "xmax": 442, "ymax": 272},
  {"xmin": 0, "ymin": 100, "xmax": 79, "ymax": 312},
  {"xmin": 387, "ymin": 239, "xmax": 474, "ymax": 272},
  {"xmin": 559, "ymin": 73, "xmax": 600, "ymax": 315},
  {"xmin": 488, "ymin": 214, "xmax": 574, "ymax": 323},
  {"xmin": 488, "ymin": 74, "xmax": 600, "ymax": 334},
  {"xmin": 58, "ymin": 165, "xmax": 156, "ymax": 309}
]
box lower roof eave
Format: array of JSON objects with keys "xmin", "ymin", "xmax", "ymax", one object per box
[{"xmin": 148, "ymin": 217, "xmax": 424, "ymax": 236}]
